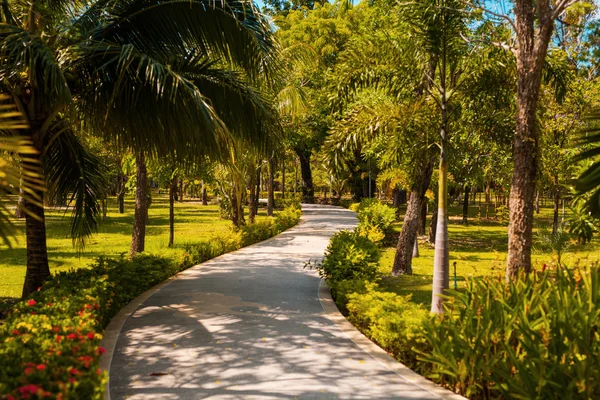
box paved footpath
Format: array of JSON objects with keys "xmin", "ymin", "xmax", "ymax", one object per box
[{"xmin": 107, "ymin": 204, "xmax": 456, "ymax": 400}]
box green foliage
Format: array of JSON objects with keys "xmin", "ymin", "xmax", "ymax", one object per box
[
  {"xmin": 356, "ymin": 199, "xmax": 396, "ymax": 234},
  {"xmin": 239, "ymin": 205, "xmax": 301, "ymax": 247},
  {"xmin": 347, "ymin": 282, "xmax": 429, "ymax": 370},
  {"xmin": 494, "ymin": 204, "xmax": 509, "ymax": 223},
  {"xmin": 569, "ymin": 200, "xmax": 598, "ymax": 244},
  {"xmin": 312, "ymin": 229, "xmax": 380, "ymax": 283},
  {"xmin": 348, "ymin": 202, "xmax": 360, "ymax": 212},
  {"xmin": 420, "ymin": 267, "xmax": 600, "ymax": 399},
  {"xmin": 535, "ymin": 225, "xmax": 573, "ymax": 267}
]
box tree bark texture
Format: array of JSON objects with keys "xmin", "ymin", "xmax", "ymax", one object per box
[
  {"xmin": 267, "ymin": 156, "xmax": 275, "ymax": 216},
  {"xmin": 462, "ymin": 186, "xmax": 470, "ymax": 224},
  {"xmin": 130, "ymin": 153, "xmax": 148, "ymax": 258},
  {"xmin": 168, "ymin": 177, "xmax": 175, "ymax": 247},
  {"xmin": 282, "ymin": 158, "xmax": 286, "ymax": 199},
  {"xmin": 429, "ymin": 209, "xmax": 438, "ymax": 244},
  {"xmin": 15, "ymin": 187, "xmax": 25, "ymax": 219},
  {"xmin": 22, "ymin": 184, "xmax": 50, "ymax": 298},
  {"xmin": 201, "ymin": 186, "xmax": 208, "ymax": 206},
  {"xmin": 418, "ymin": 201, "xmax": 427, "ymax": 235},
  {"xmin": 507, "ymin": 0, "xmax": 557, "ymax": 280},
  {"xmin": 552, "ymin": 189, "xmax": 560, "ymax": 235},
  {"xmin": 392, "ymin": 157, "xmax": 434, "ymax": 276},
  {"xmin": 297, "ymin": 150, "xmax": 314, "ymax": 204}
]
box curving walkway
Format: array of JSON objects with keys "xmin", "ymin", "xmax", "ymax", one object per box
[{"xmin": 106, "ymin": 204, "xmax": 459, "ymax": 399}]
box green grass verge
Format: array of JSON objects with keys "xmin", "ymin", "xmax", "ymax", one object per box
[{"xmin": 378, "ymin": 203, "xmax": 600, "ymax": 306}]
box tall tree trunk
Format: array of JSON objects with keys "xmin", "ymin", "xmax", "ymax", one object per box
[
  {"xmin": 178, "ymin": 178, "xmax": 183, "ymax": 203},
  {"xmin": 418, "ymin": 201, "xmax": 427, "ymax": 235},
  {"xmin": 507, "ymin": 0, "xmax": 556, "ymax": 280},
  {"xmin": 392, "ymin": 157, "xmax": 434, "ymax": 276},
  {"xmin": 267, "ymin": 156, "xmax": 275, "ymax": 216},
  {"xmin": 296, "ymin": 149, "xmax": 314, "ymax": 204},
  {"xmin": 429, "ymin": 209, "xmax": 438, "ymax": 244},
  {"xmin": 552, "ymin": 189, "xmax": 560, "ymax": 235},
  {"xmin": 117, "ymin": 173, "xmax": 125, "ymax": 214},
  {"xmin": 130, "ymin": 153, "xmax": 148, "ymax": 258},
  {"xmin": 254, "ymin": 166, "xmax": 260, "ymax": 217},
  {"xmin": 15, "ymin": 187, "xmax": 25, "ymax": 219},
  {"xmin": 431, "ymin": 97, "xmax": 450, "ymax": 314},
  {"xmin": 201, "ymin": 185, "xmax": 208, "ymax": 206},
  {"xmin": 392, "ymin": 188, "xmax": 401, "ymax": 209},
  {"xmin": 412, "ymin": 238, "xmax": 419, "ymax": 258},
  {"xmin": 168, "ymin": 177, "xmax": 176, "ymax": 247},
  {"xmin": 282, "ymin": 158, "xmax": 286, "ymax": 200},
  {"xmin": 249, "ymin": 169, "xmax": 257, "ymax": 224},
  {"xmin": 462, "ymin": 186, "xmax": 470, "ymax": 224},
  {"xmin": 22, "ymin": 184, "xmax": 50, "ymax": 298}
]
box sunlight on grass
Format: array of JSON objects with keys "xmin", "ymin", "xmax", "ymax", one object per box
[
  {"xmin": 378, "ymin": 203, "xmax": 600, "ymax": 307},
  {"xmin": 0, "ymin": 195, "xmax": 267, "ymax": 299}
]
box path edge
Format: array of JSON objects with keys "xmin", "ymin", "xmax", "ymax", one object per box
[
  {"xmin": 99, "ymin": 210, "xmax": 310, "ymax": 400},
  {"xmin": 318, "ymin": 279, "xmax": 466, "ymax": 400}
]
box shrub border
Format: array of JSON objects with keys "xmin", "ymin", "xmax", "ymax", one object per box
[
  {"xmin": 318, "ymin": 279, "xmax": 466, "ymax": 400},
  {"xmin": 99, "ymin": 215, "xmax": 304, "ymax": 400}
]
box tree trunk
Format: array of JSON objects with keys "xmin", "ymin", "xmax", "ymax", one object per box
[
  {"xmin": 282, "ymin": 158, "xmax": 286, "ymax": 200},
  {"xmin": 429, "ymin": 209, "xmax": 438, "ymax": 244},
  {"xmin": 418, "ymin": 201, "xmax": 427, "ymax": 235},
  {"xmin": 392, "ymin": 157, "xmax": 434, "ymax": 276},
  {"xmin": 169, "ymin": 177, "xmax": 175, "ymax": 247},
  {"xmin": 392, "ymin": 188, "xmax": 401, "ymax": 209},
  {"xmin": 249, "ymin": 169, "xmax": 257, "ymax": 224},
  {"xmin": 15, "ymin": 187, "xmax": 25, "ymax": 219},
  {"xmin": 201, "ymin": 185, "xmax": 208, "ymax": 206},
  {"xmin": 297, "ymin": 149, "xmax": 314, "ymax": 204},
  {"xmin": 462, "ymin": 186, "xmax": 470, "ymax": 224},
  {"xmin": 178, "ymin": 178, "xmax": 183, "ymax": 203},
  {"xmin": 102, "ymin": 196, "xmax": 107, "ymax": 221},
  {"xmin": 552, "ymin": 189, "xmax": 560, "ymax": 235},
  {"xmin": 412, "ymin": 238, "xmax": 419, "ymax": 258},
  {"xmin": 130, "ymin": 153, "xmax": 148, "ymax": 258},
  {"xmin": 432, "ymin": 95, "xmax": 450, "ymax": 314},
  {"xmin": 117, "ymin": 173, "xmax": 125, "ymax": 214},
  {"xmin": 267, "ymin": 156, "xmax": 275, "ymax": 216},
  {"xmin": 22, "ymin": 184, "xmax": 51, "ymax": 298},
  {"xmin": 507, "ymin": 1, "xmax": 556, "ymax": 280},
  {"xmin": 535, "ymin": 188, "xmax": 540, "ymax": 214}
]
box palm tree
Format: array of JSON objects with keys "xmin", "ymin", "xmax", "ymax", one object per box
[{"xmin": 0, "ymin": 0, "xmax": 279, "ymax": 298}]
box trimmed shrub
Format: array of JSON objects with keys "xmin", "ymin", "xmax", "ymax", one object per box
[
  {"xmin": 274, "ymin": 205, "xmax": 301, "ymax": 231},
  {"xmin": 312, "ymin": 230, "xmax": 380, "ymax": 283},
  {"xmin": 347, "ymin": 282, "xmax": 429, "ymax": 370},
  {"xmin": 420, "ymin": 266, "xmax": 600, "ymax": 399},
  {"xmin": 356, "ymin": 199, "xmax": 396, "ymax": 234}
]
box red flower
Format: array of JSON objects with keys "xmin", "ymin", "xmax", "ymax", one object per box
[
  {"xmin": 85, "ymin": 304, "xmax": 93, "ymax": 310},
  {"xmin": 96, "ymin": 368, "xmax": 102, "ymax": 375},
  {"xmin": 56, "ymin": 335, "xmax": 63, "ymax": 343},
  {"xmin": 18, "ymin": 384, "xmax": 39, "ymax": 398},
  {"xmin": 11, "ymin": 329, "xmax": 19, "ymax": 335},
  {"xmin": 68, "ymin": 368, "xmax": 80, "ymax": 376},
  {"xmin": 36, "ymin": 364, "xmax": 46, "ymax": 371},
  {"xmin": 67, "ymin": 333, "xmax": 77, "ymax": 340},
  {"xmin": 87, "ymin": 332, "xmax": 95, "ymax": 340},
  {"xmin": 24, "ymin": 367, "xmax": 35, "ymax": 375},
  {"xmin": 68, "ymin": 378, "xmax": 76, "ymax": 384},
  {"xmin": 97, "ymin": 346, "xmax": 106, "ymax": 355},
  {"xmin": 27, "ymin": 299, "xmax": 36, "ymax": 306}
]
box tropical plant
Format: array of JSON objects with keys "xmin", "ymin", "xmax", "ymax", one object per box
[
  {"xmin": 0, "ymin": 0, "xmax": 280, "ymax": 297},
  {"xmin": 568, "ymin": 199, "xmax": 597, "ymax": 244}
]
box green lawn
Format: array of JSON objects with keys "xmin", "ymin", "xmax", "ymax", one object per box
[
  {"xmin": 0, "ymin": 194, "xmax": 264, "ymax": 300},
  {"xmin": 378, "ymin": 203, "xmax": 600, "ymax": 306}
]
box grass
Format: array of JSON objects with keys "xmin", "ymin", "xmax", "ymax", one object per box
[
  {"xmin": 377, "ymin": 202, "xmax": 600, "ymax": 306},
  {"xmin": 0, "ymin": 194, "xmax": 269, "ymax": 300}
]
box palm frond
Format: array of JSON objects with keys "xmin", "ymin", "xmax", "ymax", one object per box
[
  {"xmin": 86, "ymin": 0, "xmax": 280, "ymax": 83},
  {"xmin": 42, "ymin": 123, "xmax": 107, "ymax": 248}
]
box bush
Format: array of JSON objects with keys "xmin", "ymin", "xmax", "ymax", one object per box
[
  {"xmin": 356, "ymin": 199, "xmax": 396, "ymax": 234},
  {"xmin": 279, "ymin": 195, "xmax": 302, "ymax": 209},
  {"xmin": 348, "ymin": 202, "xmax": 361, "ymax": 212},
  {"xmin": 420, "ymin": 266, "xmax": 600, "ymax": 399},
  {"xmin": 329, "ymin": 279, "xmax": 368, "ymax": 313},
  {"xmin": 495, "ymin": 204, "xmax": 509, "ymax": 223},
  {"xmin": 311, "ymin": 229, "xmax": 380, "ymax": 283},
  {"xmin": 0, "ymin": 207, "xmax": 302, "ymax": 399},
  {"xmin": 347, "ymin": 282, "xmax": 429, "ymax": 370},
  {"xmin": 274, "ymin": 205, "xmax": 301, "ymax": 231}
]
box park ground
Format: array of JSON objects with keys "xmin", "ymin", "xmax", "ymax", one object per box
[
  {"xmin": 0, "ymin": 195, "xmax": 270, "ymax": 301},
  {"xmin": 2, "ymin": 196, "xmax": 596, "ymax": 307}
]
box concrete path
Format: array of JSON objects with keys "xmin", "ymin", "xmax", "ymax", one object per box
[{"xmin": 107, "ymin": 204, "xmax": 452, "ymax": 399}]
